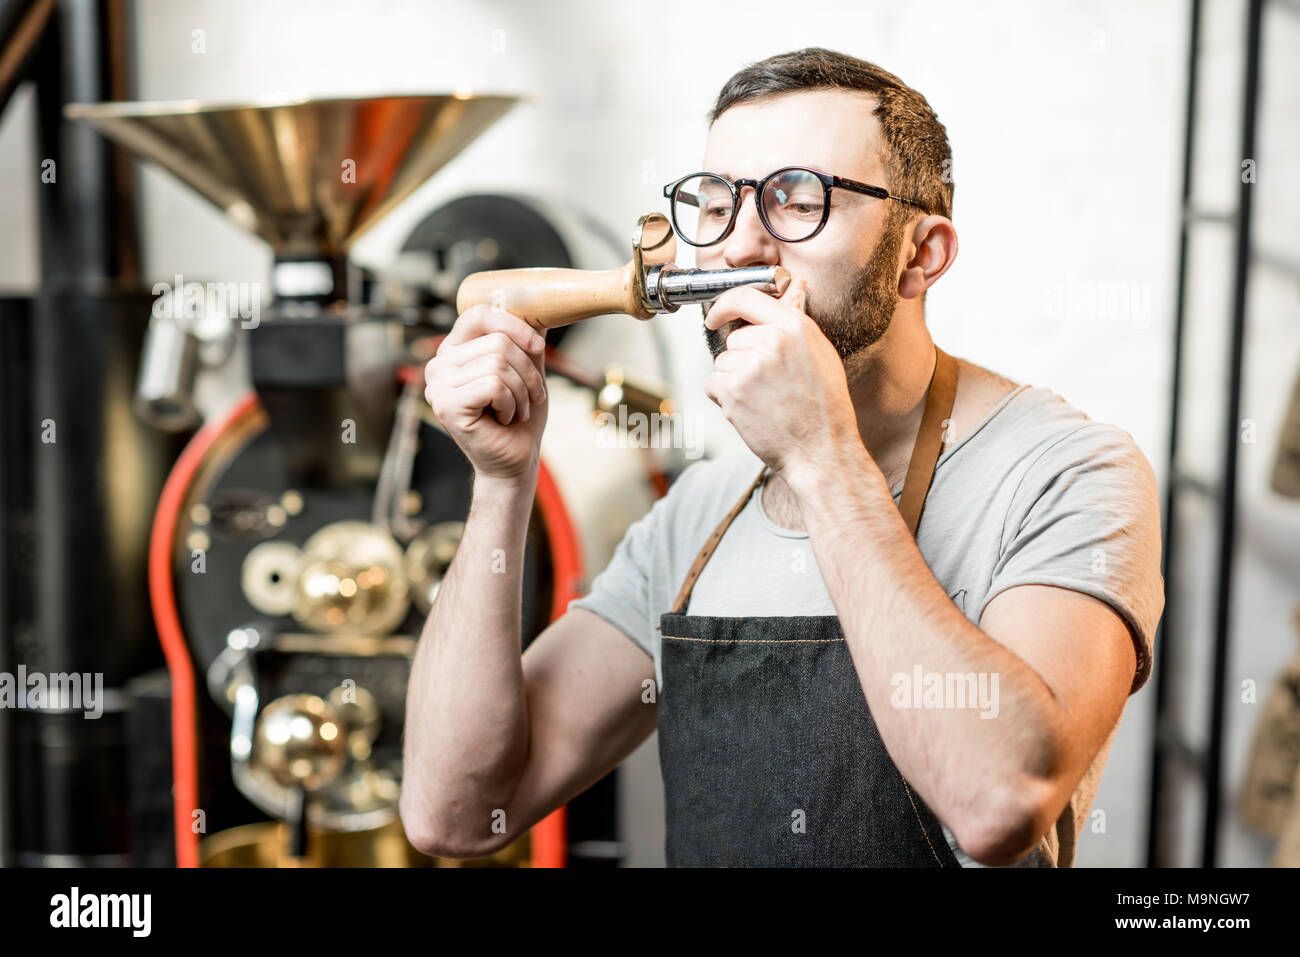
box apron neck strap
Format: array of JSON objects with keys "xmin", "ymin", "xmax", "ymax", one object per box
[
  {"xmin": 668, "ymin": 466, "xmax": 766, "ymax": 615},
  {"xmin": 668, "ymin": 343, "xmax": 958, "ymax": 616},
  {"xmin": 898, "ymin": 345, "xmax": 958, "ymax": 538}
]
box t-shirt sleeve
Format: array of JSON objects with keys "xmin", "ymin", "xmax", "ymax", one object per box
[
  {"xmin": 981, "ymin": 424, "xmax": 1165, "ymax": 695},
  {"xmin": 566, "ymin": 468, "xmax": 687, "ymax": 661}
]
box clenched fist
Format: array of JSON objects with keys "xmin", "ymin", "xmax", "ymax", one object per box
[{"xmin": 424, "ymin": 305, "xmax": 549, "ymax": 481}]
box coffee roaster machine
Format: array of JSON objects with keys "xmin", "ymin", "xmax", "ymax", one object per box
[{"xmin": 2, "ymin": 77, "xmax": 680, "ymax": 865}]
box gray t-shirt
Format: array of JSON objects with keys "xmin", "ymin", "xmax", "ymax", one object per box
[{"xmin": 569, "ymin": 382, "xmax": 1165, "ymax": 867}]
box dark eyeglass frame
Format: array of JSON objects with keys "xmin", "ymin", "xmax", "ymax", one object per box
[{"xmin": 662, "ymin": 165, "xmax": 930, "ymax": 246}]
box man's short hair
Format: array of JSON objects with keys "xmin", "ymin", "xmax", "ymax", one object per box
[{"xmin": 709, "ymin": 47, "xmax": 954, "ymax": 223}]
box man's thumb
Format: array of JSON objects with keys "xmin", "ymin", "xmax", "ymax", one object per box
[{"xmin": 784, "ymin": 276, "xmax": 807, "ymax": 311}]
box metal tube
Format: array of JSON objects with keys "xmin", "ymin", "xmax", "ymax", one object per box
[
  {"xmin": 646, "ymin": 264, "xmax": 789, "ymax": 313},
  {"xmin": 1202, "ymin": 0, "xmax": 1262, "ymax": 870},
  {"xmin": 134, "ymin": 313, "xmax": 200, "ymax": 431},
  {"xmin": 1147, "ymin": 0, "xmax": 1201, "ymax": 870}
]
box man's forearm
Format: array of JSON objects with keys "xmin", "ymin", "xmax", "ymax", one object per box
[
  {"xmin": 400, "ymin": 470, "xmax": 535, "ymax": 850},
  {"xmin": 782, "ymin": 445, "xmax": 1063, "ymax": 854}
]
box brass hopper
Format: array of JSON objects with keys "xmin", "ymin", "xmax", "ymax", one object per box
[
  {"xmin": 65, "ymin": 93, "xmax": 520, "ymax": 263},
  {"xmin": 66, "ymin": 93, "xmax": 522, "ymax": 430}
]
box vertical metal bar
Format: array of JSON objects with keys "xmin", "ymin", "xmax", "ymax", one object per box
[
  {"xmin": 1146, "ymin": 0, "xmax": 1202, "ymax": 868},
  {"xmin": 0, "ymin": 297, "xmax": 37, "ymax": 869},
  {"xmin": 32, "ymin": 0, "xmax": 138, "ymax": 289},
  {"xmin": 14, "ymin": 0, "xmax": 161, "ymax": 865},
  {"xmin": 1202, "ymin": 0, "xmax": 1263, "ymax": 868}
]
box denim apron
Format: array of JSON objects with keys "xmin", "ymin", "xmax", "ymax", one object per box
[{"xmin": 657, "ymin": 345, "xmax": 962, "ymax": 867}]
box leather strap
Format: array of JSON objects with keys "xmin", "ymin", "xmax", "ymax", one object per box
[
  {"xmin": 669, "ymin": 467, "xmax": 767, "ymax": 614},
  {"xmin": 669, "ymin": 344, "xmax": 958, "ymax": 616},
  {"xmin": 898, "ymin": 345, "xmax": 958, "ymax": 538}
]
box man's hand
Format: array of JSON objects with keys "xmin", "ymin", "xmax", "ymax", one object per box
[
  {"xmin": 704, "ymin": 277, "xmax": 860, "ymax": 482},
  {"xmin": 424, "ymin": 305, "xmax": 548, "ymax": 482}
]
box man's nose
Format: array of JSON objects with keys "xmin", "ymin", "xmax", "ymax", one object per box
[{"xmin": 721, "ymin": 186, "xmax": 779, "ymax": 269}]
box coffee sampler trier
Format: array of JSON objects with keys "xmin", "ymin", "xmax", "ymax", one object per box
[{"xmin": 456, "ymin": 210, "xmax": 790, "ymax": 328}]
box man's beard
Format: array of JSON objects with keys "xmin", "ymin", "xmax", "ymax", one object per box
[{"xmin": 704, "ymin": 216, "xmax": 905, "ymax": 363}]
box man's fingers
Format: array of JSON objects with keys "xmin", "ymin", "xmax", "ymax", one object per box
[
  {"xmin": 442, "ymin": 304, "xmax": 547, "ymax": 358},
  {"xmin": 452, "ymin": 376, "xmax": 519, "ymax": 427},
  {"xmin": 712, "ymin": 347, "xmax": 749, "ymax": 373},
  {"xmin": 781, "ymin": 275, "xmax": 808, "ymax": 311},
  {"xmin": 704, "ymin": 280, "xmax": 807, "ymax": 331},
  {"xmin": 440, "ymin": 332, "xmax": 546, "ymax": 401},
  {"xmin": 719, "ymin": 323, "xmax": 771, "ymax": 353},
  {"xmin": 703, "ymin": 371, "xmax": 729, "ymax": 409},
  {"xmin": 449, "ymin": 355, "xmax": 531, "ymax": 422}
]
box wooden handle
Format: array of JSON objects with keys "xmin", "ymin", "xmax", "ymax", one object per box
[{"xmin": 455, "ymin": 262, "xmax": 649, "ymax": 330}]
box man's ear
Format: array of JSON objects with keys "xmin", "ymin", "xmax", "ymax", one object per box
[{"xmin": 898, "ymin": 215, "xmax": 958, "ymax": 300}]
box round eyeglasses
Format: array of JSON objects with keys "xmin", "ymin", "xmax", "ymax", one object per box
[{"xmin": 663, "ymin": 166, "xmax": 929, "ymax": 247}]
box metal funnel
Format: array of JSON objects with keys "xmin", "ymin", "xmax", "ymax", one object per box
[{"xmin": 65, "ymin": 93, "xmax": 520, "ymax": 258}]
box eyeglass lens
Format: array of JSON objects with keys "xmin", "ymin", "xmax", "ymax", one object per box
[{"xmin": 670, "ymin": 169, "xmax": 827, "ymax": 245}]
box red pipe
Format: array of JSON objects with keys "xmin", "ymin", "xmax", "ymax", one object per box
[
  {"xmin": 529, "ymin": 458, "xmax": 587, "ymax": 868},
  {"xmin": 148, "ymin": 391, "xmax": 263, "ymax": 868},
  {"xmin": 151, "ymin": 379, "xmax": 590, "ymax": 869}
]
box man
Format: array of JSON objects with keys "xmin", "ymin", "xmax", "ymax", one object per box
[{"xmin": 400, "ymin": 47, "xmax": 1165, "ymax": 867}]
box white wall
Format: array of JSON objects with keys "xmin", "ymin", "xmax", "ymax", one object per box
[{"xmin": 2, "ymin": 0, "xmax": 1297, "ymax": 868}]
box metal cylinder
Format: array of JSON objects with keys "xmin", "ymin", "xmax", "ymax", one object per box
[
  {"xmin": 134, "ymin": 312, "xmax": 200, "ymax": 431},
  {"xmin": 649, "ymin": 264, "xmax": 787, "ymax": 312}
]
